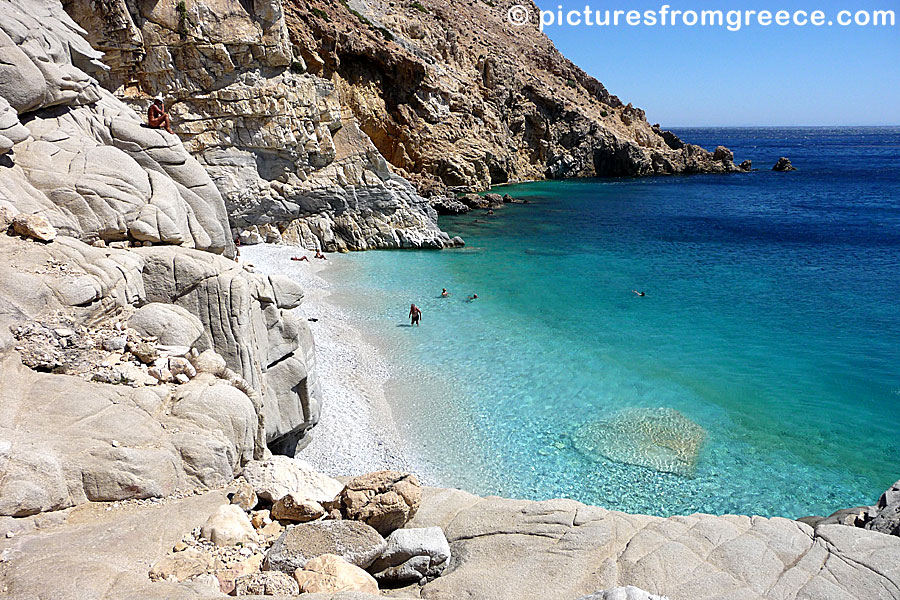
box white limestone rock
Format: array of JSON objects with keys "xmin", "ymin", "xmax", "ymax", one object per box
[
  {"xmin": 369, "ymin": 526, "xmax": 451, "ymax": 582},
  {"xmin": 129, "ymin": 303, "xmax": 204, "ymax": 348},
  {"xmin": 200, "ymin": 504, "xmax": 258, "ymax": 547},
  {"xmin": 241, "ymin": 455, "xmax": 343, "ymax": 503}
]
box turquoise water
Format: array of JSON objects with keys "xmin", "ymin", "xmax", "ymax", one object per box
[{"xmin": 323, "ymin": 128, "xmax": 900, "ymax": 518}]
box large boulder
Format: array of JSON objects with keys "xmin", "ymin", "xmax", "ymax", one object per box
[
  {"xmin": 293, "ymin": 554, "xmax": 379, "ymax": 595},
  {"xmin": 137, "ymin": 246, "xmax": 323, "ymax": 456},
  {"xmin": 263, "ymin": 520, "xmax": 386, "ymax": 572},
  {"xmin": 128, "ymin": 303, "xmax": 204, "ymax": 347},
  {"xmin": 200, "ymin": 504, "xmax": 258, "ymax": 547},
  {"xmin": 335, "ymin": 471, "xmax": 422, "ymax": 536},
  {"xmin": 866, "ymin": 479, "xmax": 900, "ymax": 536},
  {"xmin": 369, "ymin": 526, "xmax": 451, "ymax": 582},
  {"xmin": 241, "ymin": 456, "xmax": 343, "ymax": 503}
]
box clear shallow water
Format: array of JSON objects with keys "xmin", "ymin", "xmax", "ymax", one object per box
[{"xmin": 321, "ymin": 127, "xmax": 900, "ymax": 518}]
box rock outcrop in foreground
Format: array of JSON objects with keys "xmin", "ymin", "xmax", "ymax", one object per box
[
  {"xmin": 0, "ymin": 0, "xmax": 322, "ymax": 518},
  {"xmin": 2, "ymin": 461, "xmax": 899, "ymax": 600}
]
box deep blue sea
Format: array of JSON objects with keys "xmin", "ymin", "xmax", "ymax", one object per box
[{"xmin": 324, "ymin": 127, "xmax": 900, "ymax": 518}]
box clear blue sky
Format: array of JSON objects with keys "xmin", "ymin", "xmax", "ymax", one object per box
[{"xmin": 535, "ymin": 0, "xmax": 900, "ymax": 126}]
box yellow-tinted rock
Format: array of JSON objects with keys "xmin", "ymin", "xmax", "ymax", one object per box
[{"xmin": 293, "ymin": 554, "xmax": 378, "ymax": 595}]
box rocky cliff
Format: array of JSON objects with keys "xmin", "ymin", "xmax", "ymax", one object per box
[
  {"xmin": 0, "ymin": 0, "xmax": 322, "ymax": 516},
  {"xmin": 283, "ymin": 0, "xmax": 748, "ymax": 194},
  {"xmin": 56, "ymin": 0, "xmax": 745, "ymax": 252},
  {"xmin": 60, "ymin": 0, "xmax": 457, "ymax": 251}
]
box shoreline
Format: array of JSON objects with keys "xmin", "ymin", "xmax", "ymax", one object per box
[{"xmin": 240, "ymin": 244, "xmax": 432, "ymax": 482}]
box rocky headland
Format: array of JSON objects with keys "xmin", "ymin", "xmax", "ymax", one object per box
[
  {"xmin": 53, "ymin": 0, "xmax": 749, "ymax": 251},
  {"xmin": 0, "ymin": 0, "xmax": 896, "ymax": 599}
]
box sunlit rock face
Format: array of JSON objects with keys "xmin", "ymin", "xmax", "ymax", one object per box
[
  {"xmin": 573, "ymin": 407, "xmax": 707, "ymax": 476},
  {"xmin": 60, "ymin": 0, "xmax": 454, "ymax": 251},
  {"xmin": 0, "ymin": 0, "xmax": 233, "ymax": 255}
]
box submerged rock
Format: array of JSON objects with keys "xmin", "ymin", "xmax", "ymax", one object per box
[{"xmin": 572, "ymin": 407, "xmax": 706, "ymax": 476}]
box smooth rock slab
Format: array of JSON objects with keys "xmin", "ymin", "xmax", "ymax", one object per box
[
  {"xmin": 263, "ymin": 520, "xmax": 386, "ymax": 573},
  {"xmin": 572, "ymin": 407, "xmax": 706, "ymax": 476},
  {"xmin": 369, "ymin": 526, "xmax": 450, "ymax": 582}
]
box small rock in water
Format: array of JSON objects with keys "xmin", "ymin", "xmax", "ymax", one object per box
[{"xmin": 772, "ymin": 157, "xmax": 798, "ymax": 172}]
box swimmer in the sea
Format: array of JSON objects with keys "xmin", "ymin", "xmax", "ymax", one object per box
[
  {"xmin": 466, "ymin": 294, "xmax": 478, "ymax": 302},
  {"xmin": 409, "ymin": 303, "xmax": 422, "ymax": 326},
  {"xmin": 632, "ymin": 290, "xmax": 646, "ymax": 297},
  {"xmin": 441, "ymin": 288, "xmax": 449, "ymax": 298}
]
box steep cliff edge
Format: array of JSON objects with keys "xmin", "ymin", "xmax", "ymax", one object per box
[
  {"xmin": 283, "ymin": 0, "xmax": 748, "ymax": 194},
  {"xmin": 59, "ymin": 0, "xmax": 744, "ymax": 251}
]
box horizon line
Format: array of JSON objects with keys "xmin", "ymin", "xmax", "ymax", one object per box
[{"xmin": 666, "ymin": 124, "xmax": 900, "ymax": 129}]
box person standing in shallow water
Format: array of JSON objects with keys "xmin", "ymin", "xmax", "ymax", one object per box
[{"xmin": 409, "ymin": 304, "xmax": 422, "ymax": 326}]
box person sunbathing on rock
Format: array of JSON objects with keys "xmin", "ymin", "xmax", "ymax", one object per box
[
  {"xmin": 147, "ymin": 98, "xmax": 174, "ymax": 134},
  {"xmin": 314, "ymin": 251, "xmax": 327, "ymax": 260},
  {"xmin": 290, "ymin": 255, "xmax": 309, "ymax": 262},
  {"xmin": 409, "ymin": 304, "xmax": 422, "ymax": 326}
]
